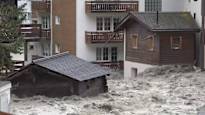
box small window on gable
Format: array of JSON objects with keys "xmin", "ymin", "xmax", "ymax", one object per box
[
  {"xmin": 171, "ymin": 36, "xmax": 182, "ymax": 50},
  {"xmin": 131, "ymin": 34, "xmax": 139, "ymax": 49},
  {"xmin": 147, "ymin": 37, "xmax": 155, "ymax": 51}
]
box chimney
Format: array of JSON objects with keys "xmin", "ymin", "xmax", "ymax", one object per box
[{"xmin": 156, "ymin": 11, "xmax": 159, "ymax": 25}]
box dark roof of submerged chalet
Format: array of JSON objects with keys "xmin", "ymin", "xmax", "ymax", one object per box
[
  {"xmin": 8, "ymin": 52, "xmax": 109, "ymax": 81},
  {"xmin": 115, "ymin": 12, "xmax": 200, "ymax": 32}
]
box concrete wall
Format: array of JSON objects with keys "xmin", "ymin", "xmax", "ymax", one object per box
[{"xmin": 124, "ymin": 60, "xmax": 155, "ymax": 79}]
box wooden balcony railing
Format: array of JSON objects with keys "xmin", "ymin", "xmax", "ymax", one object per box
[
  {"xmin": 93, "ymin": 61, "xmax": 124, "ymax": 70},
  {"xmin": 20, "ymin": 24, "xmax": 51, "ymax": 41},
  {"xmin": 85, "ymin": 0, "xmax": 138, "ymax": 13},
  {"xmin": 41, "ymin": 29, "xmax": 51, "ymax": 39},
  {"xmin": 85, "ymin": 31, "xmax": 124, "ymax": 44}
]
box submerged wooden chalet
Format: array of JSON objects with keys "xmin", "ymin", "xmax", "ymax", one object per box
[
  {"xmin": 8, "ymin": 52, "xmax": 109, "ymax": 97},
  {"xmin": 116, "ymin": 12, "xmax": 200, "ymax": 78}
]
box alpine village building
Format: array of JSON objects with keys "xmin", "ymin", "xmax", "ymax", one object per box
[
  {"xmin": 8, "ymin": 52, "xmax": 109, "ymax": 97},
  {"xmin": 115, "ymin": 12, "xmax": 199, "ymax": 78},
  {"xmin": 16, "ymin": 0, "xmax": 204, "ymax": 78}
]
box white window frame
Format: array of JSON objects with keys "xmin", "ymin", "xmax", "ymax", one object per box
[
  {"xmin": 96, "ymin": 17, "xmax": 111, "ymax": 32},
  {"xmin": 170, "ymin": 36, "xmax": 183, "ymax": 50},
  {"xmin": 42, "ymin": 15, "xmax": 50, "ymax": 29},
  {"xmin": 55, "ymin": 16, "xmax": 61, "ymax": 25}
]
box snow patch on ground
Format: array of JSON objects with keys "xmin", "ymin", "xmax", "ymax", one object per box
[{"xmin": 11, "ymin": 65, "xmax": 205, "ymax": 115}]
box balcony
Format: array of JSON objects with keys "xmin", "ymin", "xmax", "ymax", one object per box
[
  {"xmin": 93, "ymin": 61, "xmax": 124, "ymax": 70},
  {"xmin": 20, "ymin": 24, "xmax": 51, "ymax": 41},
  {"xmin": 85, "ymin": 0, "xmax": 138, "ymax": 13},
  {"xmin": 85, "ymin": 31, "xmax": 124, "ymax": 44}
]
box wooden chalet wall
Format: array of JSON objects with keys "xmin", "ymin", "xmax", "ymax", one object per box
[
  {"xmin": 78, "ymin": 76, "xmax": 107, "ymax": 97},
  {"xmin": 125, "ymin": 20, "xmax": 195, "ymax": 65},
  {"xmin": 10, "ymin": 65, "xmax": 107, "ymax": 97},
  {"xmin": 126, "ymin": 20, "xmax": 160, "ymax": 65},
  {"xmin": 158, "ymin": 32, "xmax": 195, "ymax": 65}
]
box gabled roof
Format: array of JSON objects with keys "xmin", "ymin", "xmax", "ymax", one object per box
[
  {"xmin": 9, "ymin": 52, "xmax": 109, "ymax": 81},
  {"xmin": 116, "ymin": 12, "xmax": 200, "ymax": 32}
]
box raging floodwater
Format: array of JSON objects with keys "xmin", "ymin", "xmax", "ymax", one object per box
[{"xmin": 11, "ymin": 65, "xmax": 205, "ymax": 115}]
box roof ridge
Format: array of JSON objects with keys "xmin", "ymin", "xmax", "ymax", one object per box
[{"xmin": 33, "ymin": 52, "xmax": 69, "ymax": 64}]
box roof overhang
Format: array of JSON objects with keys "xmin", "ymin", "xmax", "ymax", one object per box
[
  {"xmin": 152, "ymin": 29, "xmax": 201, "ymax": 32},
  {"xmin": 115, "ymin": 12, "xmax": 152, "ymax": 32}
]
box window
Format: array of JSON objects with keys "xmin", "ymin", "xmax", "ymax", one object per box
[
  {"xmin": 104, "ymin": 17, "xmax": 111, "ymax": 31},
  {"xmin": 55, "ymin": 16, "xmax": 61, "ymax": 25},
  {"xmin": 113, "ymin": 18, "xmax": 120, "ymax": 30},
  {"xmin": 96, "ymin": 17, "xmax": 111, "ymax": 31},
  {"xmin": 131, "ymin": 34, "xmax": 139, "ymax": 49},
  {"xmin": 42, "ymin": 44, "xmax": 50, "ymax": 56},
  {"xmin": 55, "ymin": 44, "xmax": 60, "ymax": 54},
  {"xmin": 42, "ymin": 16, "xmax": 50, "ymax": 29},
  {"xmin": 146, "ymin": 37, "xmax": 155, "ymax": 51},
  {"xmin": 145, "ymin": 0, "xmax": 162, "ymax": 12},
  {"xmin": 171, "ymin": 36, "xmax": 182, "ymax": 50},
  {"xmin": 96, "ymin": 47, "xmax": 102, "ymax": 61},
  {"xmin": 29, "ymin": 45, "xmax": 34, "ymax": 50},
  {"xmin": 111, "ymin": 47, "xmax": 118, "ymax": 62},
  {"xmin": 97, "ymin": 17, "xmax": 103, "ymax": 31},
  {"xmin": 25, "ymin": 12, "xmax": 31, "ymax": 20},
  {"xmin": 131, "ymin": 68, "xmax": 138, "ymax": 78},
  {"xmin": 193, "ymin": 13, "xmax": 196, "ymax": 19},
  {"xmin": 103, "ymin": 47, "xmax": 109, "ymax": 60}
]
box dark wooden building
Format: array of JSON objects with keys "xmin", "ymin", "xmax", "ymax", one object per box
[
  {"xmin": 7, "ymin": 52, "xmax": 109, "ymax": 97},
  {"xmin": 117, "ymin": 12, "xmax": 200, "ymax": 65},
  {"xmin": 116, "ymin": 12, "xmax": 200, "ymax": 78}
]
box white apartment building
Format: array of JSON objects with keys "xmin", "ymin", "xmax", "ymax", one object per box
[{"xmin": 17, "ymin": 0, "xmax": 51, "ymax": 65}]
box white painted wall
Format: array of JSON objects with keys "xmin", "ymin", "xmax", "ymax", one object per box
[
  {"xmin": 184, "ymin": 0, "xmax": 202, "ymax": 27},
  {"xmin": 25, "ymin": 42, "xmax": 42, "ymax": 65},
  {"xmin": 162, "ymin": 0, "xmax": 187, "ymax": 12},
  {"xmin": 76, "ymin": 0, "xmax": 145, "ymax": 62},
  {"xmin": 124, "ymin": 60, "xmax": 155, "ymax": 79},
  {"xmin": 0, "ymin": 81, "xmax": 11, "ymax": 113}
]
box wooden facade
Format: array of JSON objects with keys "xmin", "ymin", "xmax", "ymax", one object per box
[
  {"xmin": 8, "ymin": 65, "xmax": 107, "ymax": 97},
  {"xmin": 117, "ymin": 12, "xmax": 199, "ymax": 65},
  {"xmin": 158, "ymin": 32, "xmax": 195, "ymax": 64},
  {"xmin": 8, "ymin": 53, "xmax": 109, "ymax": 97},
  {"xmin": 126, "ymin": 20, "xmax": 160, "ymax": 65}
]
